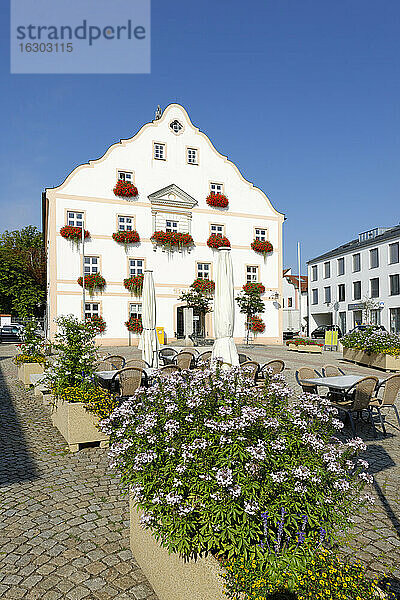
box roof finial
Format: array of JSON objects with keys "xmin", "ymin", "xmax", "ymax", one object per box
[{"xmin": 155, "ymin": 105, "xmax": 162, "ymax": 120}]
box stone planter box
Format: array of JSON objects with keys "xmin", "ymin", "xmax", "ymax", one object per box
[
  {"xmin": 51, "ymin": 398, "xmax": 109, "ymax": 452},
  {"xmin": 130, "ymin": 498, "xmax": 225, "ymax": 600},
  {"xmin": 17, "ymin": 363, "xmax": 45, "ymax": 385},
  {"xmin": 343, "ymin": 347, "xmax": 400, "ymax": 372},
  {"xmin": 287, "ymin": 344, "xmax": 323, "ymax": 354}
]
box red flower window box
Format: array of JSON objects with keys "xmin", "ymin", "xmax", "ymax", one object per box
[
  {"xmin": 113, "ymin": 180, "xmax": 138, "ymax": 198},
  {"xmin": 77, "ymin": 273, "xmax": 106, "ymax": 295},
  {"xmin": 123, "ymin": 274, "xmax": 144, "ymax": 296},
  {"xmin": 206, "ymin": 193, "xmax": 229, "ymax": 208},
  {"xmin": 207, "ymin": 234, "xmax": 231, "ymax": 249},
  {"xmin": 112, "ymin": 230, "xmax": 140, "ymax": 245},
  {"xmin": 191, "ymin": 278, "xmax": 215, "ymax": 295},
  {"xmin": 243, "ymin": 282, "xmax": 265, "ymax": 294},
  {"xmin": 248, "ymin": 315, "xmax": 265, "ymax": 334},
  {"xmin": 86, "ymin": 315, "xmax": 106, "ymax": 334},
  {"xmin": 60, "ymin": 226, "xmax": 90, "ymax": 242},
  {"xmin": 125, "ymin": 316, "xmax": 143, "ymax": 334},
  {"xmin": 251, "ymin": 239, "xmax": 273, "ymax": 256},
  {"xmin": 151, "ymin": 231, "xmax": 194, "ymax": 249}
]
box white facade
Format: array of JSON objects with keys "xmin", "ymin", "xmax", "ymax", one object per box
[
  {"xmin": 43, "ymin": 104, "xmax": 284, "ymax": 345},
  {"xmin": 282, "ymin": 270, "xmax": 308, "ymax": 335},
  {"xmin": 307, "ymin": 226, "xmax": 400, "ymax": 335}
]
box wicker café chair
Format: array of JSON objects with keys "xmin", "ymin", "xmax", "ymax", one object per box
[
  {"xmin": 94, "ymin": 359, "xmax": 114, "ymax": 372},
  {"xmin": 240, "ymin": 361, "xmax": 260, "ymax": 384},
  {"xmin": 322, "ymin": 364, "xmax": 345, "ymax": 377},
  {"xmin": 125, "ymin": 358, "xmax": 151, "ymax": 369},
  {"xmin": 369, "ymin": 374, "xmax": 400, "ymax": 436},
  {"xmin": 158, "ymin": 365, "xmax": 181, "ymax": 378},
  {"xmin": 295, "ymin": 367, "xmax": 322, "ymax": 394},
  {"xmin": 158, "ymin": 347, "xmax": 178, "ymax": 365},
  {"xmin": 175, "ymin": 351, "xmax": 195, "ymax": 370},
  {"xmin": 238, "ymin": 353, "xmax": 251, "ymax": 365},
  {"xmin": 260, "ymin": 360, "xmax": 285, "ymax": 377},
  {"xmin": 196, "ymin": 351, "xmax": 212, "ymax": 368},
  {"xmin": 331, "ymin": 376, "xmax": 379, "ymax": 436},
  {"xmin": 112, "ymin": 367, "xmax": 147, "ymax": 398},
  {"xmin": 106, "ymin": 355, "xmax": 125, "ymax": 370}
]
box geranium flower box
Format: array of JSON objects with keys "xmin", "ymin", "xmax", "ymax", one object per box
[
  {"xmin": 206, "ymin": 192, "xmax": 229, "ymax": 208},
  {"xmin": 287, "ymin": 340, "xmax": 323, "ymax": 354},
  {"xmin": 17, "ymin": 362, "xmax": 45, "ymax": 385},
  {"xmin": 113, "ymin": 180, "xmax": 138, "ymax": 198},
  {"xmin": 151, "ymin": 231, "xmax": 194, "ymax": 252},
  {"xmin": 51, "ymin": 397, "xmax": 109, "ymax": 453},
  {"xmin": 130, "ymin": 501, "xmax": 225, "ymax": 600}
]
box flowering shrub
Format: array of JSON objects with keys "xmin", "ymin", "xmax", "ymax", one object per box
[
  {"xmin": 15, "ymin": 353, "xmax": 47, "ymax": 366},
  {"xmin": 251, "ymin": 239, "xmax": 273, "ymax": 256},
  {"xmin": 124, "ymin": 274, "xmax": 144, "ymax": 296},
  {"xmin": 85, "ymin": 314, "xmax": 106, "ymax": 334},
  {"xmin": 243, "ymin": 282, "xmax": 265, "ymax": 294},
  {"xmin": 113, "ymin": 180, "xmax": 138, "ymax": 198},
  {"xmin": 207, "ymin": 234, "xmax": 231, "ymax": 249},
  {"xmin": 59, "ymin": 385, "xmax": 111, "ymax": 406},
  {"xmin": 85, "ymin": 390, "xmax": 120, "ymax": 420},
  {"xmin": 125, "ymin": 316, "xmax": 143, "ymax": 334},
  {"xmin": 342, "ymin": 327, "xmax": 400, "ymax": 357},
  {"xmin": 102, "ymin": 367, "xmax": 372, "ymax": 561},
  {"xmin": 112, "ymin": 230, "xmax": 140, "ymax": 246},
  {"xmin": 248, "ymin": 315, "xmax": 265, "ymax": 334},
  {"xmin": 287, "ymin": 338, "xmax": 324, "ymax": 348},
  {"xmin": 191, "ymin": 278, "xmax": 215, "ymax": 295},
  {"xmin": 60, "ymin": 226, "xmax": 90, "ymax": 243},
  {"xmin": 206, "ymin": 192, "xmax": 229, "ymax": 208},
  {"xmin": 223, "ymin": 549, "xmax": 394, "ymax": 600},
  {"xmin": 14, "ymin": 319, "xmax": 48, "ymax": 366},
  {"xmin": 151, "ymin": 231, "xmax": 194, "ymax": 249},
  {"xmin": 77, "ymin": 273, "xmax": 106, "ymax": 294}
]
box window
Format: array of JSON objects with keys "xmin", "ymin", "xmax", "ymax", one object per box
[
  {"xmin": 129, "ymin": 303, "xmax": 142, "ymax": 319},
  {"xmin": 84, "ymin": 256, "xmax": 99, "ymax": 275},
  {"xmin": 312, "ymin": 289, "xmax": 318, "ymax": 305},
  {"xmin": 287, "ymin": 297, "xmax": 293, "ymax": 308},
  {"xmin": 67, "ymin": 211, "xmax": 84, "ymax": 227},
  {"xmin": 210, "ymin": 224, "xmax": 224, "ymax": 236},
  {"xmin": 371, "ymin": 309, "xmax": 381, "ymax": 326},
  {"xmin": 129, "ymin": 259, "xmax": 144, "ymax": 276},
  {"xmin": 210, "ymin": 182, "xmax": 223, "ymax": 195},
  {"xmin": 255, "ymin": 228, "xmax": 267, "ymax": 241},
  {"xmin": 311, "ymin": 265, "xmax": 318, "ymax": 281},
  {"xmin": 370, "ymin": 278, "xmax": 380, "ymax": 298},
  {"xmin": 324, "ymin": 286, "xmax": 331, "ymax": 303},
  {"xmin": 197, "ymin": 263, "xmax": 211, "ymax": 279},
  {"xmin": 390, "ymin": 274, "xmax": 400, "ymax": 296},
  {"xmin": 154, "ymin": 143, "xmax": 165, "ymax": 160},
  {"xmin": 370, "ymin": 248, "xmax": 379, "ymax": 269},
  {"xmin": 169, "ymin": 120, "xmax": 183, "ymax": 134},
  {"xmin": 353, "ymin": 310, "xmax": 362, "ymax": 328},
  {"xmin": 246, "ymin": 266, "xmax": 259, "ymax": 282},
  {"xmin": 389, "ymin": 242, "xmax": 399, "ymax": 264},
  {"xmin": 165, "ymin": 220, "xmax": 178, "ymax": 232},
  {"xmin": 187, "ymin": 148, "xmax": 198, "ymax": 165},
  {"xmin": 324, "ymin": 262, "xmax": 331, "ymax": 279},
  {"xmin": 84, "ymin": 302, "xmax": 99, "ymax": 319},
  {"xmin": 337, "ymin": 257, "xmax": 345, "ymax": 276},
  {"xmin": 353, "ymin": 253, "xmax": 361, "ymax": 272},
  {"xmin": 118, "ymin": 215, "xmax": 134, "ymax": 231},
  {"xmin": 353, "ymin": 281, "xmax": 361, "ymax": 300},
  {"xmin": 390, "ymin": 308, "xmax": 400, "ymax": 334},
  {"xmin": 118, "ymin": 170, "xmax": 133, "ymax": 182},
  {"xmin": 339, "ymin": 312, "xmax": 347, "ymax": 335},
  {"xmin": 338, "ymin": 284, "xmax": 345, "ymax": 302}
]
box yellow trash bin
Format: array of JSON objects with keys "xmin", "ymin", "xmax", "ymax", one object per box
[{"xmin": 156, "ymin": 327, "xmax": 165, "ymax": 345}]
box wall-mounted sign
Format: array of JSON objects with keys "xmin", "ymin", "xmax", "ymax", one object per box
[{"xmin": 348, "ymin": 303, "xmax": 363, "ymax": 311}]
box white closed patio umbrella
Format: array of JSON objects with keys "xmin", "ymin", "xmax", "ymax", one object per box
[
  {"xmin": 138, "ymin": 270, "xmax": 159, "ymax": 368},
  {"xmin": 211, "ymin": 247, "xmax": 239, "ymax": 366}
]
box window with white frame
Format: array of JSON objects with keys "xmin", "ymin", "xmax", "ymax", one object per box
[
  {"xmin": 311, "ymin": 265, "xmax": 318, "ymax": 281},
  {"xmin": 312, "ymin": 289, "xmax": 318, "ymax": 305},
  {"xmin": 197, "ymin": 263, "xmax": 211, "ymax": 279},
  {"xmin": 210, "ymin": 224, "xmax": 224, "ymax": 236},
  {"xmin": 324, "ymin": 286, "xmax": 331, "ymax": 303},
  {"xmin": 324, "ymin": 261, "xmax": 331, "ymax": 279},
  {"xmin": 246, "ymin": 266, "xmax": 259, "ymax": 282},
  {"xmin": 255, "ymin": 228, "xmax": 267, "ymax": 241},
  {"xmin": 118, "ymin": 216, "xmax": 134, "ymax": 231},
  {"xmin": 129, "ymin": 303, "xmax": 142, "ymax": 319},
  {"xmin": 389, "ymin": 242, "xmax": 399, "ymax": 264},
  {"xmin": 84, "ymin": 256, "xmax": 99, "ymax": 274},
  {"xmin": 187, "ymin": 148, "xmax": 198, "ymax": 165},
  {"xmin": 84, "ymin": 302, "xmax": 99, "ymax": 319},
  {"xmin": 118, "ymin": 170, "xmax": 133, "ymax": 182},
  {"xmin": 154, "ymin": 143, "xmax": 165, "ymax": 160},
  {"xmin": 129, "ymin": 259, "xmax": 144, "ymax": 276},
  {"xmin": 67, "ymin": 211, "xmax": 84, "ymax": 227},
  {"xmin": 210, "ymin": 182, "xmax": 223, "ymax": 195},
  {"xmin": 337, "ymin": 257, "xmax": 345, "ymax": 276},
  {"xmin": 166, "ymin": 220, "xmax": 178, "ymax": 232}
]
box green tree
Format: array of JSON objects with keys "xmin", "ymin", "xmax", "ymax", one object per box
[
  {"xmin": 178, "ymin": 289, "xmax": 212, "ymax": 314},
  {"xmin": 236, "ymin": 288, "xmax": 265, "ymax": 345}
]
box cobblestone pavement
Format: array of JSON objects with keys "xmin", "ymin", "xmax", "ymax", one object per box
[{"xmin": 0, "ymin": 344, "xmax": 158, "ymax": 600}]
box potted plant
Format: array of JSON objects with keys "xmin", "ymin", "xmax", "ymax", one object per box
[
  {"xmin": 77, "ymin": 273, "xmax": 106, "ymax": 296},
  {"xmin": 151, "ymin": 231, "xmax": 194, "ymax": 251},
  {"xmin": 112, "ymin": 230, "xmax": 140, "ymax": 249},
  {"xmin": 124, "ymin": 274, "xmax": 144, "ymax": 296},
  {"xmin": 60, "ymin": 226, "xmax": 90, "ymax": 244},
  {"xmin": 191, "ymin": 278, "xmax": 215, "ymax": 295},
  {"xmin": 342, "ymin": 328, "xmax": 400, "ymax": 371},
  {"xmin": 113, "ymin": 180, "xmax": 138, "ymax": 198},
  {"xmin": 251, "ymin": 239, "xmax": 273, "ymax": 257},
  {"xmin": 125, "ymin": 315, "xmax": 143, "ymax": 334},
  {"xmin": 287, "ymin": 338, "xmax": 324, "ymax": 353},
  {"xmin": 206, "ymin": 192, "xmax": 229, "ymax": 208},
  {"xmin": 236, "ymin": 284, "xmax": 265, "ymax": 345},
  {"xmin": 206, "ymin": 234, "xmax": 231, "ymax": 249}
]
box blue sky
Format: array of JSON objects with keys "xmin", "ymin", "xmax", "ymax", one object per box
[{"xmin": 1, "ymin": 0, "xmax": 399, "ymax": 270}]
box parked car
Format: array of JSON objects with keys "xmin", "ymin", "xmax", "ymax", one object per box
[
  {"xmin": 349, "ymin": 324, "xmax": 387, "ymax": 334},
  {"xmin": 311, "ymin": 325, "xmax": 342, "ymax": 340},
  {"xmin": 0, "ymin": 325, "xmax": 22, "ymax": 343}
]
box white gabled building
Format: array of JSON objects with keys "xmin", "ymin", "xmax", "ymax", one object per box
[
  {"xmin": 307, "ymin": 225, "xmax": 400, "ymax": 335},
  {"xmin": 282, "ymin": 269, "xmax": 308, "ymax": 336},
  {"xmin": 43, "ymin": 104, "xmax": 284, "ymax": 346}
]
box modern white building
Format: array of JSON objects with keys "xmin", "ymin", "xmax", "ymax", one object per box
[
  {"xmin": 307, "ymin": 225, "xmax": 400, "ymax": 335},
  {"xmin": 282, "ymin": 269, "xmax": 308, "ymax": 336},
  {"xmin": 43, "ymin": 104, "xmax": 284, "ymax": 346}
]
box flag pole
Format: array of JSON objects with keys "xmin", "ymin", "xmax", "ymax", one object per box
[
  {"xmin": 297, "ymin": 242, "xmax": 302, "ymax": 336},
  {"xmin": 82, "ymin": 222, "xmax": 85, "ymax": 319}
]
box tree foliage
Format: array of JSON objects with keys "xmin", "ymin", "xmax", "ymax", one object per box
[{"xmin": 178, "ymin": 289, "xmax": 212, "ymax": 313}]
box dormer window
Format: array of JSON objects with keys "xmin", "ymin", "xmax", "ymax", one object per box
[
  {"xmin": 187, "ymin": 148, "xmax": 198, "ymax": 165},
  {"xmin": 170, "ymin": 120, "xmax": 183, "ymax": 134},
  {"xmin": 118, "ymin": 170, "xmax": 133, "ymax": 182},
  {"xmin": 154, "ymin": 143, "xmax": 166, "ymax": 160},
  {"xmin": 166, "ymin": 220, "xmax": 178, "ymax": 232}
]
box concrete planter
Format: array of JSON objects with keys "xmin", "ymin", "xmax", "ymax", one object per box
[
  {"xmin": 343, "ymin": 347, "xmax": 400, "ymax": 372},
  {"xmin": 288, "ymin": 344, "xmax": 323, "ymax": 354},
  {"xmin": 51, "ymin": 398, "xmax": 109, "ymax": 452},
  {"xmin": 130, "ymin": 499, "xmax": 225, "ymax": 600},
  {"xmin": 17, "ymin": 363, "xmax": 45, "ymax": 385}
]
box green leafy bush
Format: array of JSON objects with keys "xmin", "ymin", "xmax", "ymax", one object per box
[{"xmin": 14, "ymin": 319, "xmax": 47, "ymax": 365}]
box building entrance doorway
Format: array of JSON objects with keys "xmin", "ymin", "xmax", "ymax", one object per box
[{"xmin": 176, "ymin": 306, "xmax": 206, "ymax": 339}]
